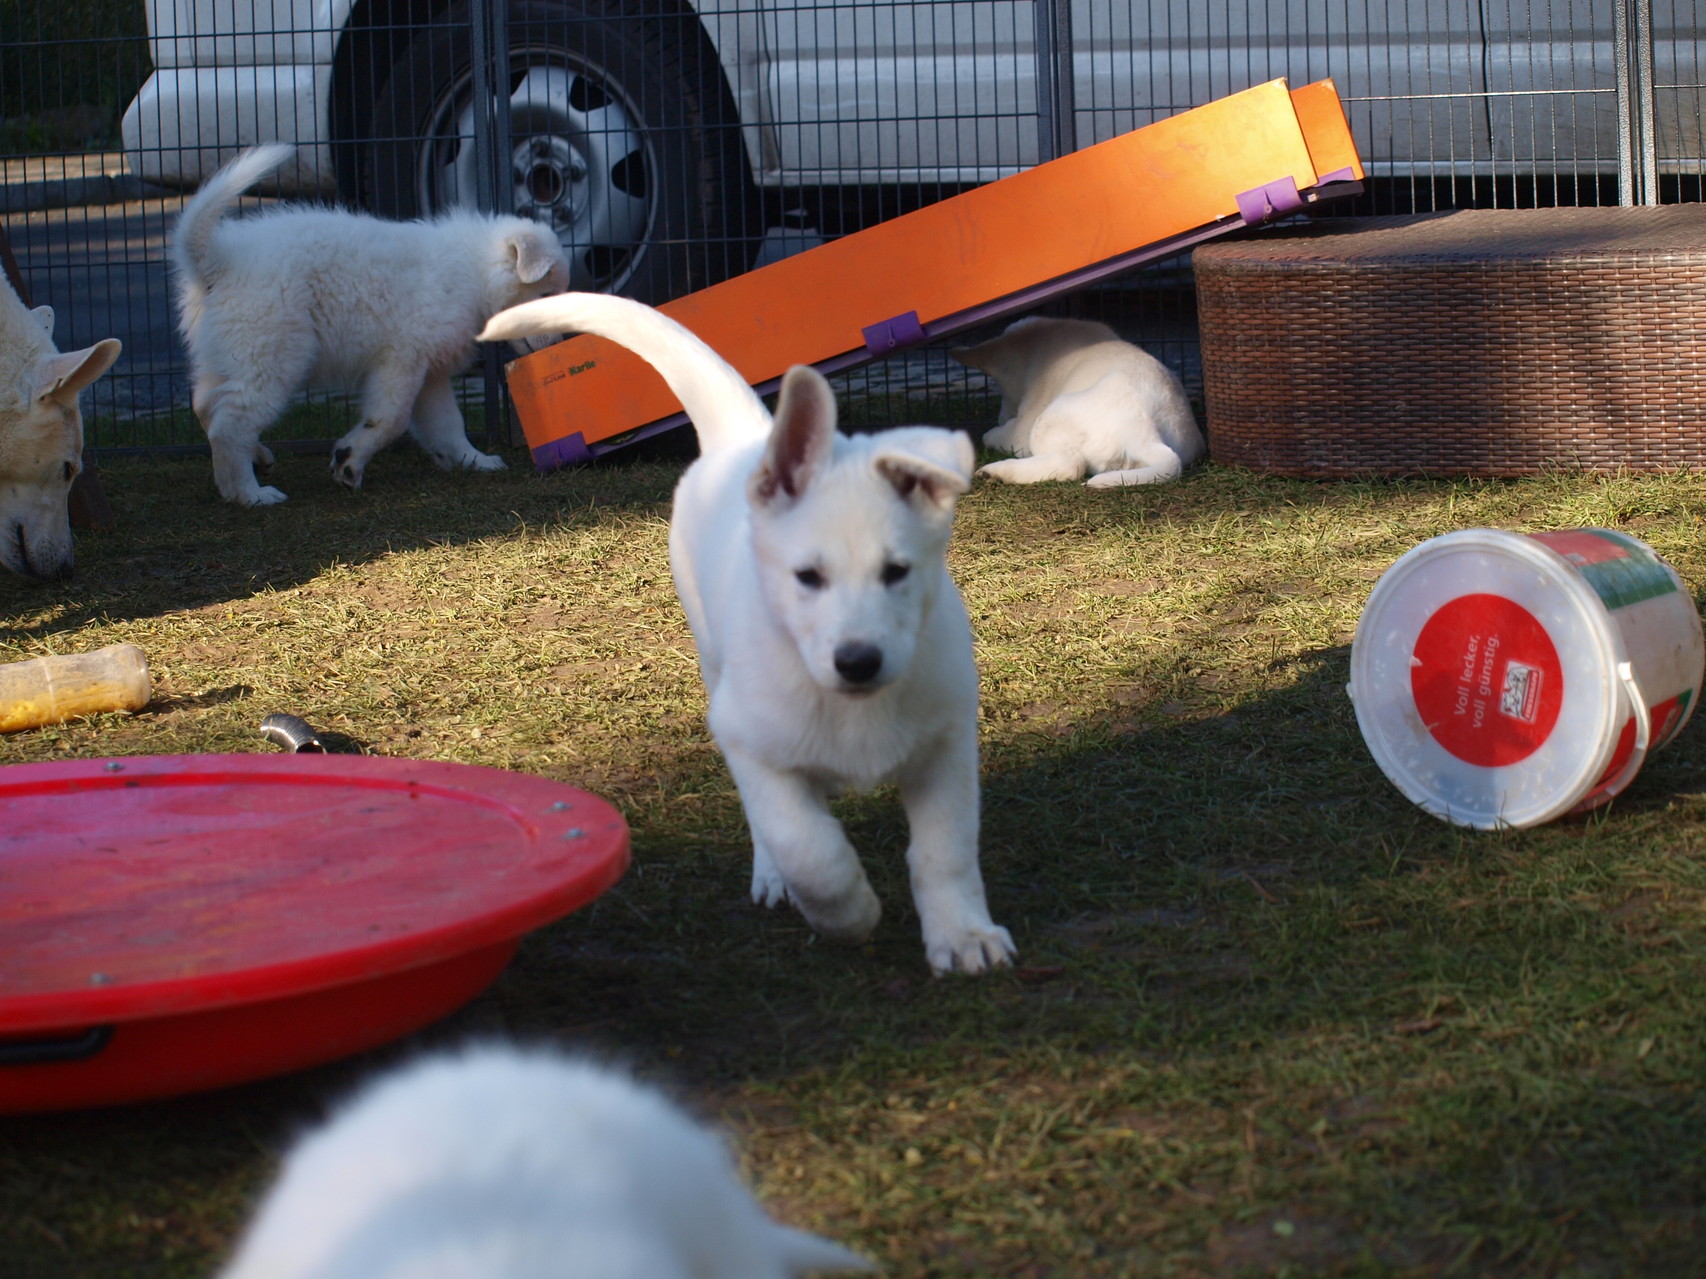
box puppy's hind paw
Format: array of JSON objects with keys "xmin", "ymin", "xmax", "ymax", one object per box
[
  {"xmin": 330, "ymin": 446, "xmax": 364, "ymax": 491},
  {"xmin": 751, "ymin": 863, "xmax": 789, "ymax": 909},
  {"xmin": 231, "ymin": 485, "xmax": 289, "ymax": 507},
  {"xmin": 927, "ymin": 923, "xmax": 1016, "ymax": 976},
  {"xmin": 976, "ymin": 459, "xmax": 1038, "ymax": 485}
]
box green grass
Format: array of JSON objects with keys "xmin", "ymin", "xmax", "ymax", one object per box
[{"xmin": 4, "ymin": 442, "xmax": 1706, "ymax": 1277}]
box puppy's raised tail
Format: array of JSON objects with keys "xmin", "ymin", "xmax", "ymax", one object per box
[
  {"xmin": 479, "ymin": 293, "xmax": 771, "ymax": 454},
  {"xmin": 170, "ymin": 142, "xmax": 296, "ymax": 290}
]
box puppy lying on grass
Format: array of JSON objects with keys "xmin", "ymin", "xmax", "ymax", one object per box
[
  {"xmin": 481, "ymin": 293, "xmax": 1015, "ymax": 975},
  {"xmin": 953, "ymin": 315, "xmax": 1203, "ymax": 487},
  {"xmin": 218, "ymin": 1046, "xmax": 872, "ymax": 1279},
  {"xmin": 171, "ymin": 144, "xmax": 569, "ymax": 506}
]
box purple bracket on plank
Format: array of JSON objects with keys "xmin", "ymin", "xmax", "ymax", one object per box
[
  {"xmin": 862, "ymin": 310, "xmax": 925, "ymax": 355},
  {"xmin": 1317, "ymin": 166, "xmax": 1358, "ymax": 184},
  {"xmin": 1235, "ymin": 175, "xmax": 1306, "ymax": 226},
  {"xmin": 531, "ymin": 431, "xmax": 594, "ymax": 473}
]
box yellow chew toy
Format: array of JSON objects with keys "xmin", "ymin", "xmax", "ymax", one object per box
[{"xmin": 0, "ymin": 643, "xmax": 152, "ymax": 733}]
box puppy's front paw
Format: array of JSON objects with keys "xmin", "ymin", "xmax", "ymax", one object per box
[
  {"xmin": 331, "ymin": 445, "xmax": 364, "ymax": 491},
  {"xmin": 926, "ymin": 922, "xmax": 1016, "ymax": 976},
  {"xmin": 465, "ymin": 450, "xmax": 507, "ymax": 473},
  {"xmin": 798, "ymin": 882, "xmax": 882, "ymax": 946},
  {"xmin": 1083, "ymin": 471, "xmax": 1123, "ymax": 489},
  {"xmin": 975, "ymin": 459, "xmax": 1024, "ymax": 484}
]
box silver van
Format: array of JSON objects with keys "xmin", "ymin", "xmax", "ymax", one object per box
[{"xmin": 123, "ymin": 0, "xmax": 1702, "ymax": 297}]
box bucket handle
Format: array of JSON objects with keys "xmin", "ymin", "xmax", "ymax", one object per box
[{"xmin": 1604, "ymin": 660, "xmax": 1654, "ymax": 799}]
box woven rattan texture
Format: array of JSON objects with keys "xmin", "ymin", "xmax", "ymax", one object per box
[{"xmin": 1195, "ymin": 207, "xmax": 1706, "ymax": 477}]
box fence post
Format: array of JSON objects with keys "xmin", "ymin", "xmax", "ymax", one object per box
[
  {"xmin": 1033, "ymin": 0, "xmax": 1076, "ymax": 164},
  {"xmin": 1614, "ymin": 0, "xmax": 1659, "ymax": 207},
  {"xmin": 469, "ymin": 0, "xmax": 519, "ymax": 445}
]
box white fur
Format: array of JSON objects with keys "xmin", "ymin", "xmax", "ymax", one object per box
[
  {"xmin": 0, "ymin": 278, "xmax": 120, "ymax": 580},
  {"xmin": 217, "ymin": 1046, "xmax": 873, "ymax": 1279},
  {"xmin": 171, "ymin": 143, "xmax": 570, "ymax": 506},
  {"xmin": 952, "ymin": 316, "xmax": 1203, "ymax": 487},
  {"xmin": 480, "ymin": 294, "xmax": 1015, "ymax": 975}
]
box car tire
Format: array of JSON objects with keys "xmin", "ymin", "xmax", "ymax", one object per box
[{"xmin": 359, "ymin": 0, "xmax": 759, "ymax": 302}]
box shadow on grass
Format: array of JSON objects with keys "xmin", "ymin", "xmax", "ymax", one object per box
[
  {"xmin": 0, "ymin": 443, "xmax": 690, "ymax": 641},
  {"xmin": 7, "ymin": 639, "xmax": 1703, "ymax": 1275}
]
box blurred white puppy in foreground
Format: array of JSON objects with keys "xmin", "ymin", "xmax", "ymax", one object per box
[
  {"xmin": 480, "ymin": 294, "xmax": 1014, "ymax": 975},
  {"xmin": 171, "ymin": 143, "xmax": 568, "ymax": 506},
  {"xmin": 952, "ymin": 316, "xmax": 1203, "ymax": 487},
  {"xmin": 218, "ymin": 1047, "xmax": 872, "ymax": 1279}
]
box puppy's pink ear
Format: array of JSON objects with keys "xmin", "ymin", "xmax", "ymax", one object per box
[
  {"xmin": 509, "ymin": 231, "xmax": 561, "ymax": 285},
  {"xmin": 749, "ymin": 365, "xmax": 836, "ymax": 508},
  {"xmin": 36, "ymin": 339, "xmax": 121, "ymax": 406},
  {"xmin": 873, "ymin": 428, "xmax": 974, "ymax": 515}
]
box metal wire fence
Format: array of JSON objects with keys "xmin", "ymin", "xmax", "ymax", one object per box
[{"xmin": 1, "ymin": 0, "xmax": 1700, "ymax": 455}]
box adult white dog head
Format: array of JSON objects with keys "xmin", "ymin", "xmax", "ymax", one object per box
[{"xmin": 0, "ymin": 292, "xmax": 120, "ymax": 581}]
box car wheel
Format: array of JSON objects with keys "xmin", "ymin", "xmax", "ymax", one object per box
[{"xmin": 360, "ymin": 0, "xmax": 758, "ymax": 302}]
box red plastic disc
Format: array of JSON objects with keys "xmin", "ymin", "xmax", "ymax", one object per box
[{"xmin": 0, "ymin": 755, "xmax": 629, "ymax": 1112}]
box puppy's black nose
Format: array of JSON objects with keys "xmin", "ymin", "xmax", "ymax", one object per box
[{"xmin": 834, "ymin": 641, "xmax": 883, "ymax": 684}]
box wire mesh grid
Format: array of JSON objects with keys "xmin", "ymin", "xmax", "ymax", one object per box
[{"xmin": 0, "ymin": 0, "xmax": 1700, "ymax": 458}]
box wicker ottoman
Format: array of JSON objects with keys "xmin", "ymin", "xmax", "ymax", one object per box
[{"xmin": 1195, "ymin": 207, "xmax": 1706, "ymax": 477}]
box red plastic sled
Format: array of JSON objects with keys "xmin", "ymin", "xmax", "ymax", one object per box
[{"xmin": 0, "ymin": 755, "xmax": 629, "ymax": 1113}]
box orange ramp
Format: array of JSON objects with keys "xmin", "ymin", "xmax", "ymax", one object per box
[{"xmin": 507, "ymin": 78, "xmax": 1364, "ymax": 469}]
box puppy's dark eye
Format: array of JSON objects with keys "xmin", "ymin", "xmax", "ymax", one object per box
[
  {"xmin": 795, "ymin": 568, "xmax": 825, "ymax": 590},
  {"xmin": 881, "ymin": 562, "xmax": 910, "ymax": 586}
]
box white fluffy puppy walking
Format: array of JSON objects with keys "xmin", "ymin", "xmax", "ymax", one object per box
[
  {"xmin": 952, "ymin": 316, "xmax": 1203, "ymax": 487},
  {"xmin": 171, "ymin": 144, "xmax": 569, "ymax": 506},
  {"xmin": 481, "ymin": 294, "xmax": 1014, "ymax": 975},
  {"xmin": 217, "ymin": 1046, "xmax": 872, "ymax": 1279}
]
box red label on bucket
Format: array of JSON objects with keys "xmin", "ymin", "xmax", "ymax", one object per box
[{"xmin": 1411, "ymin": 594, "xmax": 1564, "ymax": 767}]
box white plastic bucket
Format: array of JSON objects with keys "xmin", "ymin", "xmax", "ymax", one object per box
[{"xmin": 1349, "ymin": 528, "xmax": 1705, "ymax": 829}]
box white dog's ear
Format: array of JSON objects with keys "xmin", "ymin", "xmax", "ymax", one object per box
[
  {"xmin": 948, "ymin": 332, "xmax": 1012, "ymax": 378},
  {"xmin": 35, "ymin": 339, "xmax": 121, "ymax": 405},
  {"xmin": 509, "ymin": 231, "xmax": 560, "ymax": 285},
  {"xmin": 873, "ymin": 427, "xmax": 974, "ymax": 513},
  {"xmin": 30, "ymin": 305, "xmax": 54, "ymax": 337},
  {"xmin": 749, "ymin": 365, "xmax": 836, "ymax": 508}
]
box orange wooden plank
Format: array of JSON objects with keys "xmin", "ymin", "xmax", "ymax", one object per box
[
  {"xmin": 1289, "ymin": 78, "xmax": 1366, "ymax": 182},
  {"xmin": 507, "ymin": 78, "xmax": 1357, "ymax": 461}
]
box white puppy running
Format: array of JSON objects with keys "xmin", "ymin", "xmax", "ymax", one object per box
[
  {"xmin": 0, "ymin": 280, "xmax": 120, "ymax": 580},
  {"xmin": 480, "ymin": 294, "xmax": 1014, "ymax": 975},
  {"xmin": 171, "ymin": 144, "xmax": 569, "ymax": 506},
  {"xmin": 217, "ymin": 1046, "xmax": 872, "ymax": 1279},
  {"xmin": 952, "ymin": 316, "xmax": 1203, "ymax": 487}
]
